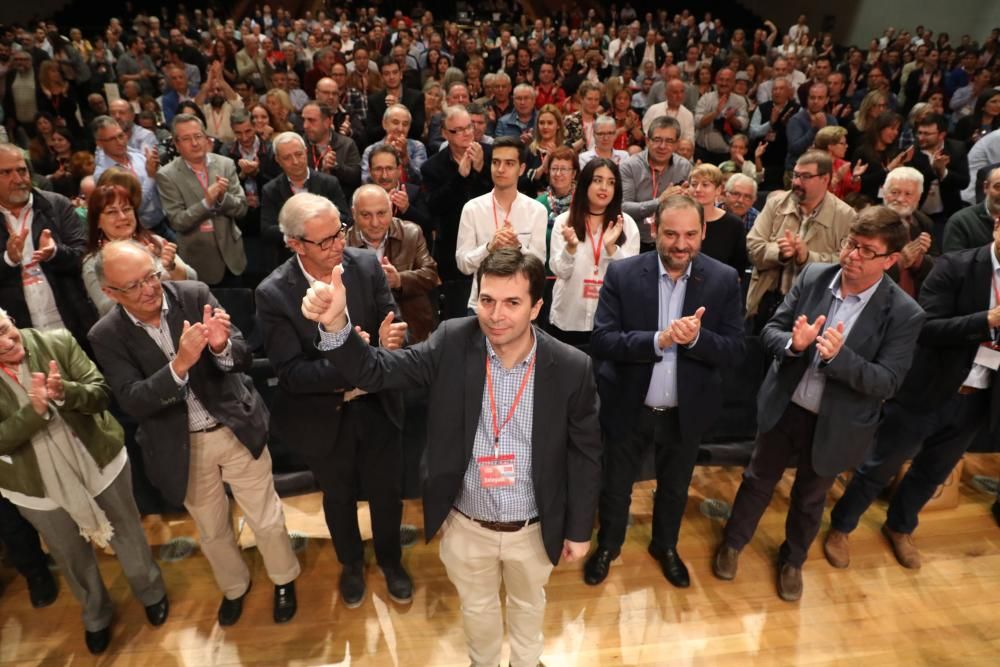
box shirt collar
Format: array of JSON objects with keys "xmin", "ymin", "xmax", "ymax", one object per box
[
  {"xmin": 991, "ymin": 243, "xmax": 1000, "ymax": 275},
  {"xmin": 295, "ymin": 254, "xmax": 329, "ymax": 286},
  {"xmin": 0, "ymin": 193, "xmax": 33, "ymax": 221},
  {"xmin": 484, "ymin": 327, "xmax": 538, "ymax": 369},
  {"xmin": 657, "ymin": 254, "xmax": 694, "ymax": 282},
  {"xmin": 829, "ymin": 268, "xmax": 882, "ymax": 304},
  {"xmin": 123, "ymin": 293, "xmax": 169, "ymax": 328}
]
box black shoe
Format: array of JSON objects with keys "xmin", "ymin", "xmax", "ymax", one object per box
[
  {"xmin": 84, "ymin": 626, "xmax": 111, "ymax": 655},
  {"xmin": 380, "ymin": 563, "xmax": 413, "ymax": 603},
  {"xmin": 26, "ymin": 569, "xmax": 58, "ymax": 608},
  {"xmin": 273, "ymin": 581, "xmax": 297, "ymax": 623},
  {"xmin": 145, "ymin": 595, "xmax": 169, "ymax": 626},
  {"xmin": 992, "ymin": 501, "xmax": 1000, "ymax": 528},
  {"xmin": 648, "ymin": 544, "xmax": 690, "ymax": 588},
  {"xmin": 583, "ymin": 547, "xmax": 617, "ymax": 586},
  {"xmin": 339, "ymin": 561, "xmax": 366, "ymax": 608},
  {"xmin": 218, "ymin": 582, "xmax": 251, "ymax": 626}
]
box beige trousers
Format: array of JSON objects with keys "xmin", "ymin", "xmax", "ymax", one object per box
[
  {"xmin": 184, "ymin": 427, "xmax": 300, "ymax": 599},
  {"xmin": 439, "ymin": 509, "xmax": 555, "ymax": 667}
]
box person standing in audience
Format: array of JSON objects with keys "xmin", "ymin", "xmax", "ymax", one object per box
[
  {"xmin": 578, "ymin": 116, "xmax": 631, "ymax": 170},
  {"xmin": 90, "ymin": 240, "xmax": 300, "ymax": 627},
  {"xmin": 367, "ymin": 145, "xmax": 433, "ymax": 243},
  {"xmin": 825, "ymin": 215, "xmax": 1000, "ymax": 571},
  {"xmin": 909, "ymin": 113, "xmax": 970, "ymax": 230},
  {"xmin": 360, "ymin": 104, "xmax": 428, "ymax": 186},
  {"xmin": 749, "ymin": 76, "xmax": 799, "ymax": 193},
  {"xmin": 255, "ymin": 192, "xmax": 413, "ymax": 609},
  {"xmin": 549, "ymin": 159, "xmax": 640, "ymax": 347},
  {"xmin": 347, "ymin": 184, "xmax": 440, "ymax": 343},
  {"xmin": 586, "ymin": 194, "xmax": 745, "ymax": 589},
  {"xmin": 694, "ymin": 68, "xmax": 749, "ymax": 165},
  {"xmin": 814, "ymin": 125, "xmax": 866, "ymax": 201},
  {"xmin": 746, "ymin": 150, "xmax": 857, "ymax": 333},
  {"xmin": 713, "ymin": 207, "xmax": 923, "ymax": 602},
  {"xmin": 420, "ymin": 105, "xmax": 492, "ymax": 319},
  {"xmin": 495, "ymin": 84, "xmax": 539, "ymax": 139},
  {"xmin": 456, "ymin": 136, "xmax": 547, "ymax": 314},
  {"xmin": 302, "ymin": 247, "xmax": 602, "ymax": 667},
  {"xmin": 686, "ymin": 164, "xmax": 748, "ymax": 276},
  {"xmin": 0, "ymin": 143, "xmax": 96, "ymax": 349},
  {"xmin": 155, "ymin": 114, "xmax": 248, "ymax": 286},
  {"xmin": 220, "ymin": 109, "xmax": 282, "ymax": 236},
  {"xmin": 880, "ymin": 167, "xmax": 935, "ymax": 297},
  {"xmin": 621, "ymin": 117, "xmax": 693, "ymax": 253},
  {"xmin": 786, "ymin": 83, "xmax": 837, "ymax": 176},
  {"xmin": 723, "ymin": 173, "xmax": 760, "ymax": 232},
  {"xmin": 564, "ymin": 81, "xmax": 605, "ymax": 153},
  {"xmin": 0, "ymin": 308, "xmax": 167, "ymax": 655},
  {"xmin": 301, "ymin": 101, "xmax": 362, "ymax": 197},
  {"xmin": 366, "ymin": 57, "xmax": 425, "ymax": 145},
  {"xmin": 642, "ymin": 78, "xmax": 695, "ymax": 144},
  {"xmin": 945, "ymin": 166, "xmax": 1000, "ymax": 252}
]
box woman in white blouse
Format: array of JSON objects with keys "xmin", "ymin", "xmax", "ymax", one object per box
[{"xmin": 549, "ymin": 158, "xmax": 640, "ymax": 347}]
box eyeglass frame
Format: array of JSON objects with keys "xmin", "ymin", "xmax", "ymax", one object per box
[
  {"xmin": 840, "ymin": 237, "xmax": 894, "ymax": 260},
  {"xmin": 104, "ymin": 269, "xmax": 164, "ymax": 296},
  {"xmin": 296, "ymin": 224, "xmax": 349, "ymax": 250}
]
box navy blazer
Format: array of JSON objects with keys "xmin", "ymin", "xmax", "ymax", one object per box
[
  {"xmin": 591, "ymin": 251, "xmax": 746, "ymax": 443},
  {"xmin": 758, "ymin": 263, "xmax": 925, "ymax": 476},
  {"xmin": 321, "ymin": 318, "xmax": 602, "ymax": 565},
  {"xmin": 255, "ymin": 249, "xmax": 404, "ymax": 455}
]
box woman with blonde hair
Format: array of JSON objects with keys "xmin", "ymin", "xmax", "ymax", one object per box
[
  {"xmin": 263, "ymin": 88, "xmax": 297, "ymax": 133},
  {"xmin": 564, "ymin": 81, "xmax": 604, "ymax": 153},
  {"xmin": 687, "ymin": 163, "xmax": 748, "ymax": 276},
  {"xmin": 814, "ymin": 125, "xmax": 866, "ymax": 200},
  {"xmin": 846, "ymin": 90, "xmax": 888, "ymax": 156},
  {"xmin": 36, "ymin": 60, "xmax": 84, "ymax": 139}
]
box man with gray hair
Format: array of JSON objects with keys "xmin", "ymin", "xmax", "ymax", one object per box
[
  {"xmin": 494, "ymin": 83, "xmax": 538, "ymax": 140},
  {"xmin": 255, "ymin": 192, "xmax": 413, "ymax": 608},
  {"xmin": 360, "ymin": 104, "xmax": 428, "ymax": 185},
  {"xmin": 882, "ymin": 166, "xmax": 934, "ymax": 297},
  {"xmin": 723, "ymin": 172, "xmax": 760, "ymax": 232},
  {"xmin": 155, "ymin": 114, "xmax": 248, "ymax": 286},
  {"xmin": 261, "ymin": 131, "xmax": 351, "ymax": 272},
  {"xmin": 91, "ymin": 115, "xmax": 166, "ymax": 236},
  {"xmin": 578, "ymin": 115, "xmax": 631, "ymax": 169}
]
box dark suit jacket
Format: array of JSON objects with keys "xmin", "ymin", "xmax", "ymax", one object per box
[
  {"xmin": 88, "ymin": 281, "xmax": 268, "ymax": 506},
  {"xmin": 910, "ymin": 139, "xmax": 970, "ymax": 216},
  {"xmin": 255, "ymin": 250, "xmax": 404, "ymax": 455},
  {"xmin": 758, "ymin": 263, "xmax": 925, "ymax": 477},
  {"xmin": 260, "ymin": 170, "xmax": 352, "ymax": 262},
  {"xmin": 366, "ymin": 87, "xmax": 426, "ymax": 144},
  {"xmin": 591, "ymin": 252, "xmax": 747, "ymax": 443},
  {"xmin": 0, "ymin": 190, "xmax": 96, "ymax": 347},
  {"xmin": 321, "ymin": 318, "xmax": 602, "ymax": 565},
  {"xmin": 894, "ymin": 244, "xmax": 1000, "ymax": 430}
]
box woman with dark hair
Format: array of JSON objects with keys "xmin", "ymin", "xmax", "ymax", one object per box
[
  {"xmin": 548, "ymin": 158, "xmax": 640, "ymax": 346},
  {"xmin": 854, "ymin": 111, "xmax": 911, "ymax": 200},
  {"xmin": 953, "ymin": 89, "xmax": 1000, "ymax": 150},
  {"xmin": 82, "ymin": 181, "xmax": 196, "ymax": 316},
  {"xmin": 210, "ymin": 39, "xmax": 239, "ymax": 84},
  {"xmin": 36, "ymin": 60, "xmax": 84, "ymax": 140},
  {"xmin": 38, "ymin": 128, "xmax": 79, "ymax": 197}
]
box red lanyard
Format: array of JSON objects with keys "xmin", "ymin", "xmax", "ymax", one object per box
[
  {"xmin": 485, "ymin": 352, "xmax": 536, "ymax": 455},
  {"xmin": 187, "ymin": 162, "xmax": 211, "ymax": 198},
  {"xmin": 649, "ymin": 165, "xmax": 662, "ymax": 199},
  {"xmin": 587, "ymin": 222, "xmax": 604, "ymax": 269},
  {"xmin": 310, "ymin": 143, "xmax": 330, "ymax": 170},
  {"xmin": 492, "ymin": 195, "xmax": 513, "ymax": 230},
  {"xmin": 0, "ymin": 364, "xmax": 22, "ymax": 386},
  {"xmin": 209, "ymin": 107, "xmax": 226, "ymax": 135},
  {"xmin": 114, "ymin": 157, "xmax": 137, "ymax": 176},
  {"xmin": 992, "ymin": 274, "xmax": 1000, "ymax": 307},
  {"xmin": 4, "ymin": 205, "xmax": 32, "ymax": 238}
]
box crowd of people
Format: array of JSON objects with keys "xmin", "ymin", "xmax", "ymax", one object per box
[{"xmin": 1, "ymin": 3, "xmax": 1000, "ymax": 663}]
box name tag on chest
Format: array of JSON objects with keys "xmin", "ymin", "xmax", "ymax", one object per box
[{"xmin": 478, "ymin": 453, "xmax": 516, "ymax": 488}]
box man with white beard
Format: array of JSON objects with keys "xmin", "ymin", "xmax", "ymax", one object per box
[{"xmin": 881, "ymin": 167, "xmax": 934, "ymax": 297}]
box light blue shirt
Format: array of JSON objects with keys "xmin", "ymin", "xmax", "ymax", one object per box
[
  {"xmin": 93, "ymin": 148, "xmax": 163, "ymax": 230},
  {"xmin": 790, "ymin": 270, "xmax": 883, "ymax": 413},
  {"xmin": 644, "ymin": 257, "xmax": 692, "ymax": 408}
]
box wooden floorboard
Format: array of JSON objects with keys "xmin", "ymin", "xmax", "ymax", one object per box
[{"xmin": 1, "ymin": 454, "xmax": 998, "ymax": 665}]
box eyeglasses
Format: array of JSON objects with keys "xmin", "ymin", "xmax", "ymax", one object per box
[
  {"xmin": 841, "ymin": 237, "xmax": 892, "ymax": 260},
  {"xmin": 98, "ymin": 131, "xmax": 128, "ymax": 143},
  {"xmin": 594, "ymin": 131, "xmax": 616, "ymax": 138},
  {"xmin": 649, "ymin": 136, "xmax": 678, "ymax": 146},
  {"xmin": 445, "ymin": 124, "xmax": 474, "ymax": 135},
  {"xmin": 175, "ymin": 133, "xmax": 206, "ymax": 144},
  {"xmin": 297, "ymin": 226, "xmax": 348, "ymax": 250},
  {"xmin": 105, "ymin": 270, "xmax": 163, "ymax": 296},
  {"xmin": 101, "ymin": 205, "xmax": 135, "ymax": 218},
  {"xmin": 549, "ymin": 166, "xmax": 574, "ymax": 174},
  {"xmin": 791, "ymin": 171, "xmax": 823, "ymax": 181}
]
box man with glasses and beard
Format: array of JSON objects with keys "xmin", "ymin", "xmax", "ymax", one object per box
[{"xmin": 880, "ymin": 167, "xmax": 934, "ymax": 297}]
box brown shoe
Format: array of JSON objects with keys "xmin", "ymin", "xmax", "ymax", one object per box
[
  {"xmin": 712, "ymin": 544, "xmax": 740, "ymax": 580},
  {"xmin": 823, "ymin": 529, "xmax": 851, "ymax": 569},
  {"xmin": 881, "ymin": 524, "xmax": 921, "ymax": 569},
  {"xmin": 777, "ymin": 563, "xmax": 802, "ymax": 602}
]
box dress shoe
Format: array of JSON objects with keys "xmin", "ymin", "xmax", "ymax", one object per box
[
  {"xmin": 777, "ymin": 563, "xmax": 803, "ymax": 602},
  {"xmin": 26, "ymin": 569, "xmax": 58, "ymax": 608},
  {"xmin": 218, "ymin": 581, "xmax": 251, "ymax": 626},
  {"xmin": 881, "ymin": 524, "xmax": 921, "ymax": 569},
  {"xmin": 712, "ymin": 544, "xmax": 741, "ymax": 581},
  {"xmin": 823, "ymin": 529, "xmax": 851, "ymax": 569},
  {"xmin": 339, "ymin": 560, "xmax": 366, "ymax": 608},
  {"xmin": 84, "ymin": 626, "xmax": 111, "ymax": 655},
  {"xmin": 273, "ymin": 581, "xmax": 297, "ymax": 623},
  {"xmin": 583, "ymin": 547, "xmax": 616, "ymax": 586},
  {"xmin": 991, "ymin": 501, "xmax": 1000, "ymax": 528},
  {"xmin": 145, "ymin": 595, "xmax": 169, "ymax": 626},
  {"xmin": 380, "ymin": 563, "xmax": 413, "ymax": 603},
  {"xmin": 648, "ymin": 544, "xmax": 690, "ymax": 588}
]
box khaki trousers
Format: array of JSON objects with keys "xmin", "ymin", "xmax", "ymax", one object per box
[
  {"xmin": 184, "ymin": 427, "xmax": 300, "ymax": 599},
  {"xmin": 439, "ymin": 510, "xmax": 555, "ymax": 667}
]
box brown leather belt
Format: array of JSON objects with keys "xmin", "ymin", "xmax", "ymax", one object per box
[
  {"xmin": 958, "ymin": 385, "xmax": 982, "ymax": 395},
  {"xmin": 190, "ymin": 423, "xmax": 225, "ymax": 434},
  {"xmin": 454, "ymin": 508, "xmax": 539, "ymax": 532}
]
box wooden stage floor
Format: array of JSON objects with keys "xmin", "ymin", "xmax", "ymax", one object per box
[{"xmin": 2, "ymin": 455, "xmax": 999, "ymax": 666}]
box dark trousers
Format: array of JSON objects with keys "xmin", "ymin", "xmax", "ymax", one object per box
[
  {"xmin": 723, "ymin": 403, "xmax": 836, "ymax": 567},
  {"xmin": 598, "ymin": 407, "xmax": 701, "ymax": 553},
  {"xmin": 302, "ymin": 397, "xmax": 403, "ymax": 567},
  {"xmin": 547, "ymin": 324, "xmax": 591, "ymax": 353},
  {"xmin": 831, "ymin": 391, "xmax": 989, "ymax": 535},
  {"xmin": 0, "ymin": 496, "xmax": 49, "ymax": 579},
  {"xmin": 440, "ymin": 278, "xmax": 473, "ymax": 321}
]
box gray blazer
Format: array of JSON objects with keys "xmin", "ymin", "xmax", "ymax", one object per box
[
  {"xmin": 156, "ymin": 153, "xmax": 248, "ymax": 284},
  {"xmin": 758, "ymin": 263, "xmax": 925, "ymax": 477},
  {"xmin": 88, "ymin": 281, "xmax": 267, "ymax": 506}
]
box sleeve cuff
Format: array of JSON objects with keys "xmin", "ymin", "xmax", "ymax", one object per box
[
  {"xmin": 169, "ymin": 362, "xmax": 189, "ymax": 386},
  {"xmin": 210, "ymin": 340, "xmax": 234, "ymax": 369},
  {"xmin": 4, "ymin": 252, "xmax": 17, "ymax": 267},
  {"xmin": 784, "ymin": 337, "xmax": 802, "ymax": 357},
  {"xmin": 317, "ymin": 319, "xmax": 353, "ymax": 351}
]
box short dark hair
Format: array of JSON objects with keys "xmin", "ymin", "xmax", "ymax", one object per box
[
  {"xmin": 917, "ymin": 113, "xmax": 948, "ymax": 133},
  {"xmin": 491, "ymin": 135, "xmax": 525, "ymax": 164},
  {"xmin": 850, "ymin": 205, "xmax": 909, "ymax": 254},
  {"xmin": 379, "ymin": 56, "xmax": 398, "ymax": 72},
  {"xmin": 368, "ymin": 143, "xmax": 400, "ymax": 169},
  {"xmin": 303, "ymin": 101, "xmax": 335, "ymax": 120},
  {"xmin": 655, "ymin": 194, "xmax": 704, "ymax": 229},
  {"xmin": 476, "ymin": 248, "xmax": 545, "ymax": 305}
]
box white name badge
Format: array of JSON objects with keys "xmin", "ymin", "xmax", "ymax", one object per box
[{"xmin": 973, "ymin": 343, "xmax": 1000, "ymax": 371}]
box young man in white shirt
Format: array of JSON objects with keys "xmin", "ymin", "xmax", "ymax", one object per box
[{"xmin": 455, "ymin": 136, "xmax": 547, "ymax": 313}]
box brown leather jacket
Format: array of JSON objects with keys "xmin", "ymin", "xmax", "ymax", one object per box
[{"xmin": 347, "ymin": 217, "xmax": 441, "ymax": 342}]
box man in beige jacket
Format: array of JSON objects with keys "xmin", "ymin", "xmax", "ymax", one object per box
[{"xmin": 746, "ymin": 150, "xmax": 857, "ymax": 332}]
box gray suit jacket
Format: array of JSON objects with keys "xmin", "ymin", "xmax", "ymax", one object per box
[
  {"xmin": 758, "ymin": 263, "xmax": 925, "ymax": 476},
  {"xmin": 156, "ymin": 153, "xmax": 248, "ymax": 284},
  {"xmin": 88, "ymin": 281, "xmax": 268, "ymax": 506}
]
